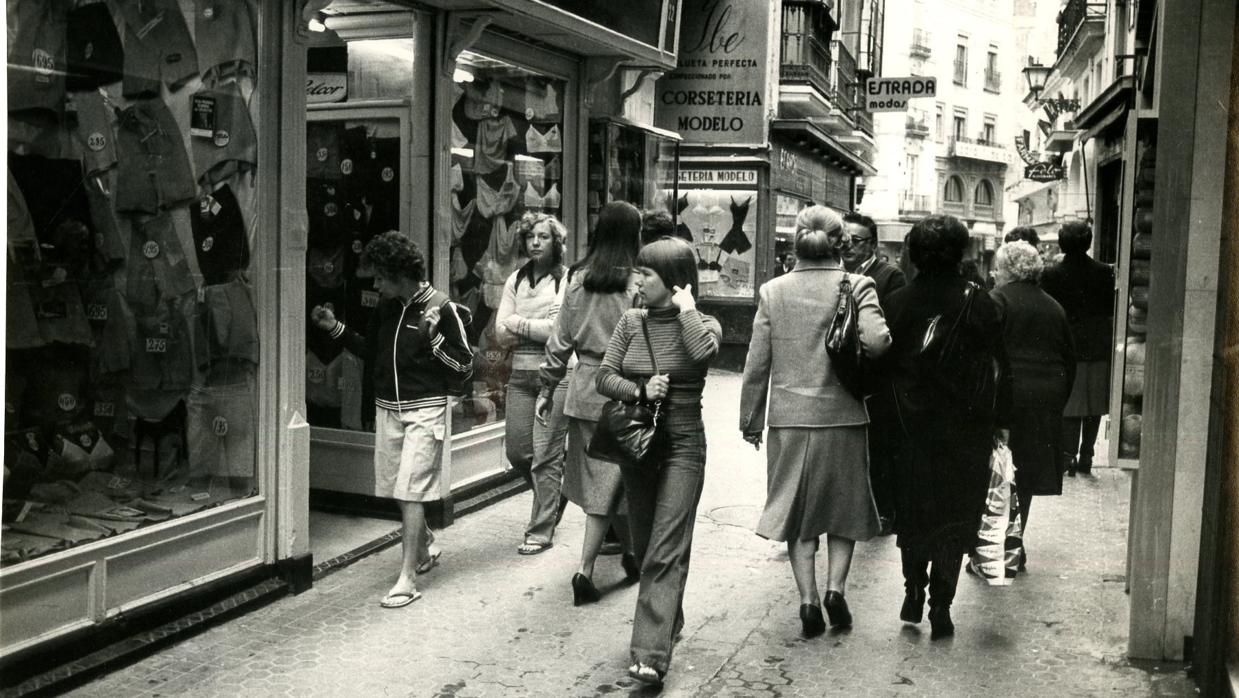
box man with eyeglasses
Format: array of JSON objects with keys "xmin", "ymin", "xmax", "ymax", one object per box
[{"xmin": 841, "ymin": 212, "xmax": 906, "ymax": 535}]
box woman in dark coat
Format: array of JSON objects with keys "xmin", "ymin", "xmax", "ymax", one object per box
[
  {"xmin": 990, "ymin": 241, "xmax": 1075, "ymax": 566},
  {"xmin": 881, "ymin": 215, "xmax": 1012, "ymax": 639}
]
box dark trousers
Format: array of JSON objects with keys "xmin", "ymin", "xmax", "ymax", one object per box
[
  {"xmin": 1061, "ymin": 415, "xmax": 1102, "ymax": 471},
  {"xmin": 620, "ymin": 414, "xmax": 706, "ymax": 675},
  {"xmin": 901, "ymin": 547, "xmax": 964, "ymax": 608}
]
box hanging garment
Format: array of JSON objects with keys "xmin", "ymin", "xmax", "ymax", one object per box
[
  {"xmin": 464, "ymin": 81, "xmax": 503, "ymax": 120},
  {"xmin": 526, "ymin": 125, "xmax": 562, "ymax": 153},
  {"xmin": 545, "ymin": 155, "xmax": 562, "ymax": 180},
  {"xmin": 514, "ymin": 157, "xmax": 545, "ymax": 189},
  {"xmin": 189, "ymin": 81, "xmax": 258, "ymax": 185},
  {"xmin": 451, "ymin": 163, "xmax": 465, "ymax": 193},
  {"xmin": 187, "ymin": 379, "xmax": 256, "ymax": 478},
  {"xmin": 451, "ymin": 195, "xmax": 476, "ymax": 244},
  {"xmin": 47, "ymin": 420, "xmax": 115, "ymax": 479},
  {"xmin": 720, "ymin": 195, "xmax": 754, "ymax": 255},
  {"xmin": 476, "ymin": 164, "xmax": 520, "ymax": 218},
  {"xmin": 305, "ymin": 350, "xmax": 345, "ymax": 408},
  {"xmin": 473, "ymin": 116, "xmax": 517, "ymax": 174},
  {"xmin": 66, "ymin": 2, "xmax": 124, "ymax": 90},
  {"xmin": 487, "ymin": 216, "xmax": 519, "ymax": 268},
  {"xmin": 523, "ymin": 182, "xmax": 544, "ymax": 210},
  {"xmin": 450, "ymin": 246, "xmax": 469, "ymax": 282},
  {"xmin": 451, "ymin": 119, "xmax": 468, "ymax": 149},
  {"xmin": 524, "ymin": 80, "xmax": 560, "ymax": 121},
  {"xmin": 69, "ymin": 91, "xmax": 119, "ymax": 177},
  {"xmin": 339, "ymin": 350, "xmax": 366, "ymax": 430}
]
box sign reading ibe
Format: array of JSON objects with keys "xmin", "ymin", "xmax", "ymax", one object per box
[{"xmin": 865, "ymin": 77, "xmax": 936, "ymax": 113}]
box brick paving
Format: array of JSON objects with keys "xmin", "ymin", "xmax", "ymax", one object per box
[{"xmin": 67, "ymin": 373, "xmax": 1197, "ymax": 697}]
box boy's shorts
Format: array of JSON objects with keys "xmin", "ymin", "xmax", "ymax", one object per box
[{"xmin": 373, "ymin": 405, "xmax": 446, "ymax": 502}]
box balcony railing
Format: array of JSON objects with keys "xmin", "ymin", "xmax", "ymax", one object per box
[
  {"xmin": 950, "ymin": 136, "xmax": 1009, "ymax": 164},
  {"xmin": 1057, "ymin": 0, "xmax": 1107, "ymax": 60},
  {"xmin": 953, "ymin": 59, "xmax": 967, "ymax": 85},
  {"xmin": 900, "ymin": 193, "xmax": 931, "ymax": 214},
  {"xmin": 910, "ymin": 29, "xmax": 931, "ymax": 58},
  {"xmin": 984, "ymin": 69, "xmax": 1001, "ymax": 92},
  {"xmin": 831, "ymin": 39, "xmax": 859, "ymax": 117},
  {"xmin": 905, "ymin": 116, "xmax": 930, "ymax": 137},
  {"xmin": 781, "ymin": 31, "xmax": 834, "ymax": 101}
]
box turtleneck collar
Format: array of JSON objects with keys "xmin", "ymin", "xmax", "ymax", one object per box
[{"xmin": 647, "ymin": 305, "xmax": 680, "ymax": 320}]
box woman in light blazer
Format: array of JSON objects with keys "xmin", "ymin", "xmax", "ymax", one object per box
[{"xmin": 739, "ymin": 205, "xmax": 892, "ymax": 637}]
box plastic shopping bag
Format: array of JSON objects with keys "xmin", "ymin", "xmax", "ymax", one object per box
[{"xmin": 968, "ymin": 442, "xmax": 1024, "ymax": 585}]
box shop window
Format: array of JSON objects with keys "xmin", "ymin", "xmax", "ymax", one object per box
[
  {"xmin": 677, "ymin": 174, "xmax": 759, "ymax": 300},
  {"xmin": 447, "ymin": 51, "xmax": 567, "ymax": 434},
  {"xmin": 944, "ymin": 176, "xmax": 965, "ymax": 203},
  {"xmin": 975, "ymin": 179, "xmax": 995, "ymax": 206},
  {"xmin": 5, "ymin": 1, "xmax": 262, "ymax": 566}
]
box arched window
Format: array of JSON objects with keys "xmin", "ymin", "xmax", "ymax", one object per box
[
  {"xmin": 944, "ymin": 175, "xmax": 964, "ymax": 203},
  {"xmin": 975, "ymin": 179, "xmax": 994, "ymax": 206}
]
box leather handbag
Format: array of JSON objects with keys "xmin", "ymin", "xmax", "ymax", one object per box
[
  {"xmin": 587, "ymin": 316, "xmax": 663, "ymax": 466},
  {"xmin": 920, "ymin": 281, "xmax": 996, "ymax": 408},
  {"xmin": 825, "ymin": 275, "xmax": 866, "ymax": 400}
]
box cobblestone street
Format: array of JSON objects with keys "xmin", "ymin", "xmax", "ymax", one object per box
[{"xmin": 67, "ymin": 373, "xmax": 1196, "ymax": 697}]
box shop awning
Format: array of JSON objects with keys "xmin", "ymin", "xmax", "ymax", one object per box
[
  {"xmin": 1075, "ymin": 75, "xmax": 1135, "ymax": 141},
  {"xmin": 1044, "ymin": 129, "xmax": 1080, "ymax": 153},
  {"xmin": 769, "ymin": 120, "xmax": 878, "ymax": 176}
]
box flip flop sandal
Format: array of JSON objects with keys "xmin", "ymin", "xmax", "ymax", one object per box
[
  {"xmin": 517, "ymin": 541, "xmax": 553, "ymax": 555},
  {"xmin": 416, "ymin": 549, "xmax": 441, "ymax": 574},
  {"xmin": 379, "ymin": 590, "xmax": 421, "ymax": 608}
]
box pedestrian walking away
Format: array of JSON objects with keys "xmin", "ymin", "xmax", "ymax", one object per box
[
  {"xmin": 879, "ymin": 215, "xmax": 1013, "ymax": 639},
  {"xmin": 989, "ymin": 240, "xmax": 1075, "ymax": 569},
  {"xmin": 841, "ymin": 211, "xmax": 906, "ymax": 533},
  {"xmin": 596, "ymin": 236, "xmax": 721, "ymax": 687},
  {"xmin": 741, "ymin": 205, "xmax": 893, "ymax": 639},
  {"xmin": 495, "ymin": 212, "xmax": 571, "ymax": 555},
  {"xmin": 310, "ymin": 231, "xmax": 474, "ymax": 608},
  {"xmin": 538, "ymin": 201, "xmax": 644, "ymax": 606},
  {"xmin": 1040, "ymin": 221, "xmax": 1115, "ymax": 477}
]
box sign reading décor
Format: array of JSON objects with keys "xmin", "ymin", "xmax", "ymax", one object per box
[
  {"xmin": 865, "ymin": 76, "xmax": 937, "ymax": 113},
  {"xmin": 655, "ymin": 0, "xmax": 770, "ymax": 146},
  {"xmin": 306, "ymin": 73, "xmax": 346, "ymax": 104}
]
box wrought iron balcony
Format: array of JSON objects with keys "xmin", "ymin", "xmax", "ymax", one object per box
[
  {"xmin": 1057, "ymin": 0, "xmax": 1106, "ymax": 61},
  {"xmin": 910, "ymin": 29, "xmax": 931, "ymax": 58},
  {"xmin": 905, "ymin": 116, "xmax": 930, "ymax": 137},
  {"xmin": 900, "ymin": 193, "xmax": 931, "ymax": 214},
  {"xmin": 984, "ymin": 69, "xmax": 1001, "ymax": 92},
  {"xmin": 781, "ymin": 30, "xmax": 834, "ymax": 101},
  {"xmin": 831, "ymin": 39, "xmax": 859, "ymax": 117}
]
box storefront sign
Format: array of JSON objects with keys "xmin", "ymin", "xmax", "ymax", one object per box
[
  {"xmin": 679, "ymin": 169, "xmax": 757, "ymax": 185},
  {"xmin": 1025, "ymin": 162, "xmax": 1065, "ymax": 182},
  {"xmin": 655, "ymin": 0, "xmax": 770, "ymax": 146},
  {"xmin": 1015, "ymin": 135, "xmax": 1040, "ymax": 165},
  {"xmin": 307, "ymin": 73, "xmax": 346, "ymax": 103},
  {"xmin": 771, "ymin": 141, "xmax": 853, "ymax": 210},
  {"xmin": 865, "ymin": 76, "xmax": 936, "ymax": 112}
]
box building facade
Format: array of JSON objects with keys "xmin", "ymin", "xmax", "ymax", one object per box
[
  {"xmin": 859, "ymin": 0, "xmax": 1020, "ymax": 268},
  {"xmin": 1, "ymin": 0, "xmax": 686, "ymax": 665}
]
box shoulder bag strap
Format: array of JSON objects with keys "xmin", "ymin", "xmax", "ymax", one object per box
[{"xmin": 640, "ymin": 314, "xmax": 659, "ymax": 375}]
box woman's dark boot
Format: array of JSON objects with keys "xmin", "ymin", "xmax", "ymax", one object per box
[
  {"xmin": 900, "ymin": 548, "xmax": 930, "ymax": 623},
  {"xmin": 928, "ymin": 605, "xmax": 954, "ymax": 639},
  {"xmin": 927, "ymin": 552, "xmax": 963, "ymax": 639}
]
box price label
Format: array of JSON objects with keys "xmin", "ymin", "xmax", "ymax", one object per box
[{"xmin": 145, "ymin": 337, "xmax": 168, "ymax": 353}]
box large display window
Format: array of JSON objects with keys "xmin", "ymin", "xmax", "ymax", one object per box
[
  {"xmin": 4, "ymin": 0, "xmax": 261, "ymax": 567},
  {"xmin": 673, "ymin": 169, "xmax": 760, "ymax": 300},
  {"xmin": 587, "ymin": 118, "xmax": 680, "ymax": 236},
  {"xmin": 446, "ymin": 50, "xmax": 567, "ymax": 435}
]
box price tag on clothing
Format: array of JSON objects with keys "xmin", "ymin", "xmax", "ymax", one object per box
[
  {"xmin": 190, "ymin": 94, "xmax": 217, "ymax": 138},
  {"xmin": 145, "ymin": 337, "xmax": 168, "ymax": 353},
  {"xmin": 361, "ymin": 290, "xmax": 379, "ymax": 308}
]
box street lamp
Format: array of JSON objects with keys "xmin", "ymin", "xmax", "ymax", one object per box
[{"xmin": 1023, "ymin": 61, "xmax": 1052, "ymax": 97}]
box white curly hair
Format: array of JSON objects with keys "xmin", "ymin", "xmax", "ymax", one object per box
[{"xmin": 993, "ymin": 240, "xmax": 1044, "ymax": 283}]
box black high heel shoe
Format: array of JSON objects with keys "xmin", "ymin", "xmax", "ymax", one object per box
[
  {"xmin": 900, "ymin": 589, "xmax": 926, "ymax": 623},
  {"xmin": 621, "ymin": 553, "xmax": 640, "ymax": 583},
  {"xmin": 928, "ymin": 605, "xmax": 954, "ymax": 639},
  {"xmin": 571, "ymin": 573, "xmax": 600, "ymax": 606},
  {"xmin": 823, "ymin": 591, "xmax": 852, "ymax": 629},
  {"xmin": 799, "ymin": 604, "xmax": 826, "ymax": 638}
]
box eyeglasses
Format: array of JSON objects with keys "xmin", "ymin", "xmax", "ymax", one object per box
[{"xmin": 847, "ymin": 234, "xmax": 874, "ymax": 245}]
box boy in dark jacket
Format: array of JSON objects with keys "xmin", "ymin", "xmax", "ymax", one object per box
[{"xmin": 312, "ymin": 231, "xmax": 473, "ymax": 607}]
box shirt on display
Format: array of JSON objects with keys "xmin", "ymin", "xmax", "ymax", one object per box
[
  {"xmin": 190, "ymin": 184, "xmax": 250, "ymax": 285},
  {"xmin": 187, "ymin": 380, "xmax": 256, "ymax": 479},
  {"xmin": 194, "ymin": 0, "xmax": 258, "ymax": 81},
  {"xmin": 66, "ymin": 2, "xmax": 123, "ymax": 91},
  {"xmin": 464, "ymin": 81, "xmax": 504, "ymax": 120},
  {"xmin": 117, "ymin": 0, "xmax": 200, "ymax": 98},
  {"xmin": 68, "ymin": 91, "xmax": 118, "ymax": 176},
  {"xmin": 190, "ymin": 82, "xmax": 258, "ymax": 185},
  {"xmin": 473, "ymin": 116, "xmax": 517, "ymax": 174},
  {"xmin": 8, "ymin": 1, "xmax": 69, "ymax": 118},
  {"xmin": 526, "ymin": 125, "xmax": 562, "ymax": 153},
  {"xmin": 116, "ymin": 99, "xmax": 198, "ymax": 214}
]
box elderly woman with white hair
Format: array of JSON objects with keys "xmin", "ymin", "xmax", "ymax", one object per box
[
  {"xmin": 740, "ymin": 205, "xmax": 892, "ymax": 637},
  {"xmin": 990, "ymin": 240, "xmax": 1076, "ymax": 566}
]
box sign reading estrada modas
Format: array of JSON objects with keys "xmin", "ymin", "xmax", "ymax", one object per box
[{"xmin": 655, "ymin": 0, "xmax": 770, "ymax": 146}]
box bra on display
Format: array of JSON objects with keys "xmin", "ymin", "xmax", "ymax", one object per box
[
  {"xmin": 474, "ymin": 116, "xmax": 517, "ymax": 174},
  {"xmin": 307, "ymin": 245, "xmax": 347, "ymax": 290},
  {"xmin": 526, "ymin": 124, "xmax": 562, "ymax": 153},
  {"xmin": 523, "ymin": 182, "xmax": 561, "ymax": 210},
  {"xmin": 451, "ymin": 195, "xmax": 476, "ymax": 244},
  {"xmin": 476, "ymin": 164, "xmax": 520, "ymax": 218}
]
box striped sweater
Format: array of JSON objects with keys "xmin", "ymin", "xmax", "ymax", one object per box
[{"xmin": 596, "ymin": 306, "xmax": 721, "ymax": 411}]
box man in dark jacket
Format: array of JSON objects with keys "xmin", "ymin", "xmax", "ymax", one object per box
[
  {"xmin": 1040, "ymin": 221, "xmax": 1115, "ymax": 476},
  {"xmin": 842, "ymin": 213, "xmax": 906, "ymax": 533}
]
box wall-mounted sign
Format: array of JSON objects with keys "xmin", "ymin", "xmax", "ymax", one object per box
[
  {"xmin": 655, "ymin": 0, "xmax": 770, "ymax": 146},
  {"xmin": 771, "ymin": 140, "xmax": 853, "ymax": 209},
  {"xmin": 307, "ymin": 73, "xmax": 346, "ymax": 103},
  {"xmin": 679, "ymin": 168, "xmax": 757, "ymax": 185},
  {"xmin": 1015, "ymin": 135, "xmax": 1040, "ymax": 165},
  {"xmin": 865, "ymin": 76, "xmax": 936, "ymax": 112},
  {"xmin": 1025, "ymin": 162, "xmax": 1065, "ymax": 182}
]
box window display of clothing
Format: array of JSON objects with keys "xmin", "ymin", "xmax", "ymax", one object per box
[
  {"xmin": 190, "ymin": 81, "xmax": 258, "ymax": 184},
  {"xmin": 116, "ymin": 0, "xmax": 199, "ymax": 98},
  {"xmin": 193, "ymin": 0, "xmax": 258, "ymax": 81},
  {"xmin": 7, "ymin": 1, "xmax": 69, "ymax": 118},
  {"xmin": 526, "ymin": 124, "xmax": 562, "ymax": 153},
  {"xmin": 474, "ymin": 116, "xmax": 518, "ymax": 174},
  {"xmin": 476, "ymin": 164, "xmax": 520, "ymax": 218},
  {"xmin": 719, "ymin": 195, "xmax": 753, "ymax": 255},
  {"xmin": 66, "ymin": 2, "xmax": 124, "ymax": 91},
  {"xmin": 524, "ymin": 79, "xmax": 560, "ymax": 121}
]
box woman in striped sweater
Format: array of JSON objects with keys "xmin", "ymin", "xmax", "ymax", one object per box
[
  {"xmin": 596, "ymin": 237, "xmax": 722, "ymax": 687},
  {"xmin": 495, "ymin": 212, "xmax": 570, "ymax": 555}
]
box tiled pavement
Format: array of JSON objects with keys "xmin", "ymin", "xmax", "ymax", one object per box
[{"xmin": 67, "ymin": 373, "xmax": 1197, "ymax": 697}]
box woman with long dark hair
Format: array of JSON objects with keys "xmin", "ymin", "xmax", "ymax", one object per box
[
  {"xmin": 596, "ymin": 237, "xmax": 721, "ymax": 686},
  {"xmin": 538, "ymin": 202, "xmax": 643, "ymax": 604},
  {"xmin": 496, "ymin": 212, "xmax": 570, "ymax": 555},
  {"xmin": 881, "ymin": 215, "xmax": 1012, "ymax": 638}
]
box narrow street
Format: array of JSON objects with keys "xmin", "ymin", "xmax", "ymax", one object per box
[{"xmin": 67, "ymin": 373, "xmax": 1196, "ymax": 697}]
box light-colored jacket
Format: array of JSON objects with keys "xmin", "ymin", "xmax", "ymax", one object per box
[{"xmin": 739, "ymin": 259, "xmax": 892, "ymax": 431}]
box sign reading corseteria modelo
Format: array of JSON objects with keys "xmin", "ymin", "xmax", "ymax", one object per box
[
  {"xmin": 865, "ymin": 77, "xmax": 937, "ymax": 112},
  {"xmin": 655, "ymin": 0, "xmax": 770, "ymax": 146}
]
